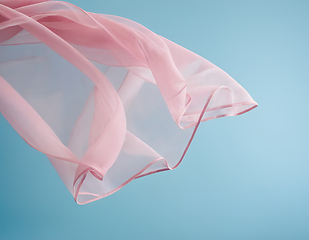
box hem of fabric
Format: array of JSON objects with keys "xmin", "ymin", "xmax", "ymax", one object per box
[{"xmin": 74, "ymin": 91, "xmax": 257, "ymax": 205}]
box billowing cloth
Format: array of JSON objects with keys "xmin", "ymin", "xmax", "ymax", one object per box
[{"xmin": 0, "ymin": 0, "xmax": 257, "ymax": 204}]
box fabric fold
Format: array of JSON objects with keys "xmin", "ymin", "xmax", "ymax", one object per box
[{"xmin": 0, "ymin": 0, "xmax": 257, "ymax": 204}]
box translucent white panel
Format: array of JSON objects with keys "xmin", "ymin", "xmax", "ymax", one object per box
[{"xmin": 0, "ymin": 43, "xmax": 94, "ymax": 146}]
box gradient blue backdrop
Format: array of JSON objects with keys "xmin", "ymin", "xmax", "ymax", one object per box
[{"xmin": 1, "ymin": 0, "xmax": 308, "ymax": 239}]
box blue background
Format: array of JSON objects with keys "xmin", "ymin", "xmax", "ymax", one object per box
[{"xmin": 1, "ymin": 0, "xmax": 308, "ymax": 239}]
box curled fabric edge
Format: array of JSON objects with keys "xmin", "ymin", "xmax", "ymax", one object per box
[
  {"xmin": 74, "ymin": 88, "xmax": 257, "ymax": 205},
  {"xmin": 0, "ymin": 0, "xmax": 257, "ymax": 204}
]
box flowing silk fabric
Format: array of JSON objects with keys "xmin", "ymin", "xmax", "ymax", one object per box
[{"xmin": 0, "ymin": 0, "xmax": 257, "ymax": 204}]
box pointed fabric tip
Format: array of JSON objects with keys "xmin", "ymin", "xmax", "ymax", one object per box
[{"xmin": 0, "ymin": 1, "xmax": 257, "ymax": 204}]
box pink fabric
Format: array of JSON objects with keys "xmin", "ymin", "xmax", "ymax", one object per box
[{"xmin": 0, "ymin": 0, "xmax": 257, "ymax": 204}]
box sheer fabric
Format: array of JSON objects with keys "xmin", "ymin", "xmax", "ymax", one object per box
[{"xmin": 0, "ymin": 0, "xmax": 257, "ymax": 204}]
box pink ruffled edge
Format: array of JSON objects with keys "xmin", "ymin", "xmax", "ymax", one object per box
[{"xmin": 73, "ymin": 88, "xmax": 257, "ymax": 204}]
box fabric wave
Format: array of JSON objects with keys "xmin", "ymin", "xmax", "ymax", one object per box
[{"xmin": 0, "ymin": 0, "xmax": 257, "ymax": 204}]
